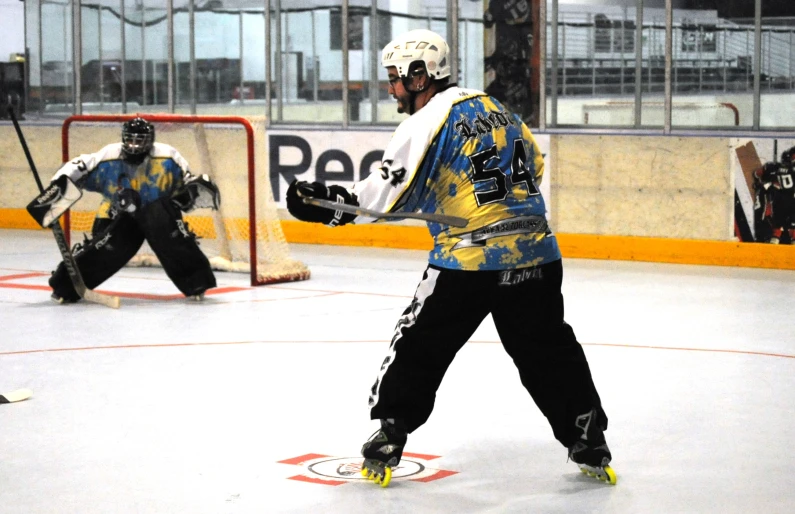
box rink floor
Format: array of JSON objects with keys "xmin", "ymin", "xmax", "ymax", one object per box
[{"xmin": 1, "ymin": 228, "xmax": 794, "ymax": 514}]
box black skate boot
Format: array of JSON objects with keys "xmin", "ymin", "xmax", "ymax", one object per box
[
  {"xmin": 568, "ymin": 408, "xmax": 617, "ymax": 485},
  {"xmin": 360, "ymin": 419, "xmax": 407, "ymax": 488}
]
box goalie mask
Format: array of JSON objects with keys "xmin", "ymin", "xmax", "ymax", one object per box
[{"xmin": 121, "ymin": 117, "xmax": 155, "ymax": 158}]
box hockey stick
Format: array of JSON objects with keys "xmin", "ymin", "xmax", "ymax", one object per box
[
  {"xmin": 0, "ymin": 388, "xmax": 33, "ymax": 404},
  {"xmin": 7, "ymin": 106, "xmax": 120, "ymax": 309},
  {"xmin": 302, "ymin": 197, "xmax": 469, "ymax": 228}
]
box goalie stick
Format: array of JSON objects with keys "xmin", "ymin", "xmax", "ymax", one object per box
[
  {"xmin": 7, "ymin": 106, "xmax": 120, "ymax": 309},
  {"xmin": 0, "ymin": 388, "xmax": 33, "ymax": 404},
  {"xmin": 302, "ymin": 197, "xmax": 469, "ymax": 228}
]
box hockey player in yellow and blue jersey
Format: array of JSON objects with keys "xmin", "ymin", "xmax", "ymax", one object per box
[
  {"xmin": 38, "ymin": 117, "xmax": 220, "ymax": 303},
  {"xmin": 286, "ymin": 29, "xmax": 614, "ymax": 487}
]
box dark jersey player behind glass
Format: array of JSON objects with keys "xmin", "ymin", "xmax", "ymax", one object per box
[{"xmin": 286, "ymin": 29, "xmax": 615, "ymax": 488}]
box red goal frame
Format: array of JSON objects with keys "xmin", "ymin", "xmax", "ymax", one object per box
[{"xmin": 61, "ymin": 114, "xmax": 262, "ymax": 285}]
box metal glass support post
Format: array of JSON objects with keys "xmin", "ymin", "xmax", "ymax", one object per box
[
  {"xmin": 447, "ymin": 0, "xmax": 459, "ymax": 83},
  {"xmin": 550, "ymin": 0, "xmax": 558, "ymax": 127},
  {"xmin": 167, "ymin": 0, "xmax": 174, "ymax": 112},
  {"xmin": 753, "ymin": 0, "xmax": 761, "ymax": 129},
  {"xmin": 664, "ymin": 0, "xmax": 672, "ymax": 133},
  {"xmin": 72, "ymin": 0, "xmax": 83, "ymax": 115},
  {"xmin": 239, "ymin": 11, "xmax": 245, "ymax": 106},
  {"xmin": 370, "ymin": 0, "xmax": 378, "ymax": 122},
  {"xmin": 673, "ymin": 22, "xmax": 677, "ymax": 92},
  {"xmin": 63, "ymin": 4, "xmax": 70, "ymax": 111},
  {"xmin": 538, "ymin": 0, "xmax": 546, "ymax": 130},
  {"xmin": 98, "ymin": 1, "xmax": 104, "ymax": 109},
  {"xmin": 275, "ymin": 0, "xmax": 282, "ymax": 122},
  {"xmin": 265, "ymin": 0, "xmax": 272, "ymax": 125},
  {"xmin": 342, "ymin": 0, "xmax": 349, "ymax": 128},
  {"xmin": 141, "ymin": 0, "xmax": 147, "ymax": 106},
  {"xmin": 588, "ymin": 13, "xmax": 594, "ymax": 95},
  {"xmin": 121, "ymin": 0, "xmax": 127, "ymax": 112},
  {"xmin": 790, "ymin": 30, "xmax": 794, "ymax": 90},
  {"xmin": 561, "ymin": 16, "xmax": 566, "ymax": 96},
  {"xmin": 722, "ymin": 26, "xmax": 727, "ymax": 92},
  {"xmin": 634, "ymin": 0, "xmax": 643, "ymax": 128},
  {"xmin": 189, "ymin": 0, "xmax": 196, "ymax": 114},
  {"xmin": 38, "ymin": 0, "xmax": 43, "ymax": 115},
  {"xmin": 621, "ymin": 6, "xmax": 627, "ymax": 94},
  {"xmin": 312, "ymin": 10, "xmax": 318, "ymax": 102}
]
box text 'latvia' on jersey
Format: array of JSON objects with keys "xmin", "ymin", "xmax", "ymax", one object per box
[
  {"xmin": 53, "ymin": 142, "xmax": 190, "ymax": 219},
  {"xmin": 354, "ymin": 86, "xmax": 561, "ymax": 271}
]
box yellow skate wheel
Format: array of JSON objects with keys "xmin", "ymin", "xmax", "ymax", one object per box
[
  {"xmin": 379, "ymin": 467, "xmax": 392, "ymax": 488},
  {"xmin": 604, "ymin": 465, "xmax": 617, "ymax": 485},
  {"xmin": 361, "ymin": 467, "xmax": 369, "ymax": 478}
]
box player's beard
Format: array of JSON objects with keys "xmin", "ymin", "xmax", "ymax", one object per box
[
  {"xmin": 395, "ymin": 97, "xmax": 407, "ymax": 114},
  {"xmin": 394, "ymin": 91, "xmax": 411, "ymax": 114}
]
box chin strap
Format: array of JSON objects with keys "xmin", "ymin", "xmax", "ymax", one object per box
[{"xmin": 402, "ymin": 78, "xmax": 430, "ymax": 115}]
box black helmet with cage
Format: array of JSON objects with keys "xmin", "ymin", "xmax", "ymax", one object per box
[
  {"xmin": 121, "ymin": 117, "xmax": 155, "ymax": 161},
  {"xmin": 781, "ymin": 146, "xmax": 795, "ymax": 167}
]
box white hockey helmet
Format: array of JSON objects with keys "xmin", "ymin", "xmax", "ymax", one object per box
[{"xmin": 381, "ymin": 29, "xmax": 451, "ymax": 80}]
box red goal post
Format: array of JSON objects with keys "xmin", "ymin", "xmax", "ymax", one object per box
[{"xmin": 61, "ymin": 113, "xmax": 310, "ymax": 286}]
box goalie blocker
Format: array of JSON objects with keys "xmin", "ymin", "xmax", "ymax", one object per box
[{"xmin": 26, "ymin": 175, "xmax": 83, "ymax": 228}]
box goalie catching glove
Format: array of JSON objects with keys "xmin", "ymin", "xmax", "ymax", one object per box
[
  {"xmin": 26, "ymin": 175, "xmax": 83, "ymax": 228},
  {"xmin": 172, "ymin": 173, "xmax": 221, "ymax": 212},
  {"xmin": 286, "ymin": 179, "xmax": 358, "ymax": 226}
]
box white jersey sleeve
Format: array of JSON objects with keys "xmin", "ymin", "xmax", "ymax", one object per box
[
  {"xmin": 351, "ymin": 87, "xmax": 483, "ymax": 224},
  {"xmin": 52, "ymin": 143, "xmax": 124, "ymax": 184},
  {"xmin": 150, "ymin": 142, "xmax": 191, "ymax": 177}
]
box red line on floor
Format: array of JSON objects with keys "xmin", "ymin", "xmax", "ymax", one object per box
[
  {"xmin": 278, "ymin": 454, "xmax": 330, "ymax": 466},
  {"xmin": 0, "ymin": 283, "xmax": 249, "ymax": 300},
  {"xmin": 580, "ymin": 342, "xmax": 795, "ymax": 360},
  {"xmin": 0, "ymin": 339, "xmax": 792, "ymax": 359},
  {"xmin": 0, "ymin": 283, "xmax": 51, "ymax": 291},
  {"xmin": 0, "ymin": 280, "xmax": 405, "ymax": 300},
  {"xmin": 0, "ymin": 272, "xmax": 48, "ymax": 281}
]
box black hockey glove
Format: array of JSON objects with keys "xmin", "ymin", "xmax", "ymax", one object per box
[
  {"xmin": 286, "ymin": 179, "xmax": 358, "ymax": 226},
  {"xmin": 115, "ymin": 188, "xmax": 141, "ymax": 213},
  {"xmin": 172, "ymin": 173, "xmax": 221, "ymax": 212}
]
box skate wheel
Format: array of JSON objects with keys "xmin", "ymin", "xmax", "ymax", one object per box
[
  {"xmin": 603, "ymin": 465, "xmax": 617, "ymax": 485},
  {"xmin": 379, "ymin": 467, "xmax": 392, "ymax": 488}
]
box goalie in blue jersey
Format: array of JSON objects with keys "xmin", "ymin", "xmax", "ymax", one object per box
[
  {"xmin": 286, "ymin": 29, "xmax": 615, "ymax": 487},
  {"xmin": 29, "ymin": 117, "xmax": 220, "ymax": 303}
]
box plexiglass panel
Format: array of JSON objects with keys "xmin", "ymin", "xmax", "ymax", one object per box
[
  {"xmin": 671, "ymin": 0, "xmax": 753, "ymax": 129},
  {"xmin": 758, "ymin": 2, "xmax": 795, "ymax": 130},
  {"xmin": 39, "ymin": 0, "xmax": 74, "ymax": 114},
  {"xmin": 547, "ymin": 0, "xmax": 670, "ymax": 128}
]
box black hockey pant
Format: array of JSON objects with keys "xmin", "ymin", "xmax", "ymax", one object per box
[
  {"xmin": 50, "ymin": 198, "xmax": 216, "ymax": 302},
  {"xmin": 367, "ymin": 259, "xmax": 607, "ymax": 448}
]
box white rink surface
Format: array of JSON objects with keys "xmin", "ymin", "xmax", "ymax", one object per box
[{"xmin": 1, "ymin": 228, "xmax": 794, "ymax": 514}]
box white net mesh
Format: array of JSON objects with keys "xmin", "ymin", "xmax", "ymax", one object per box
[{"xmin": 63, "ymin": 114, "xmax": 310, "ymax": 285}]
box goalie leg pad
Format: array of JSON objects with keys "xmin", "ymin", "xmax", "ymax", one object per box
[
  {"xmin": 137, "ymin": 198, "xmax": 216, "ymax": 297},
  {"xmin": 49, "ymin": 214, "xmax": 145, "ymax": 302}
]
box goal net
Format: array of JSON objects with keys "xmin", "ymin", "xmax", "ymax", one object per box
[
  {"xmin": 581, "ymin": 100, "xmax": 740, "ymax": 127},
  {"xmin": 61, "ymin": 114, "xmax": 310, "ymax": 286}
]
